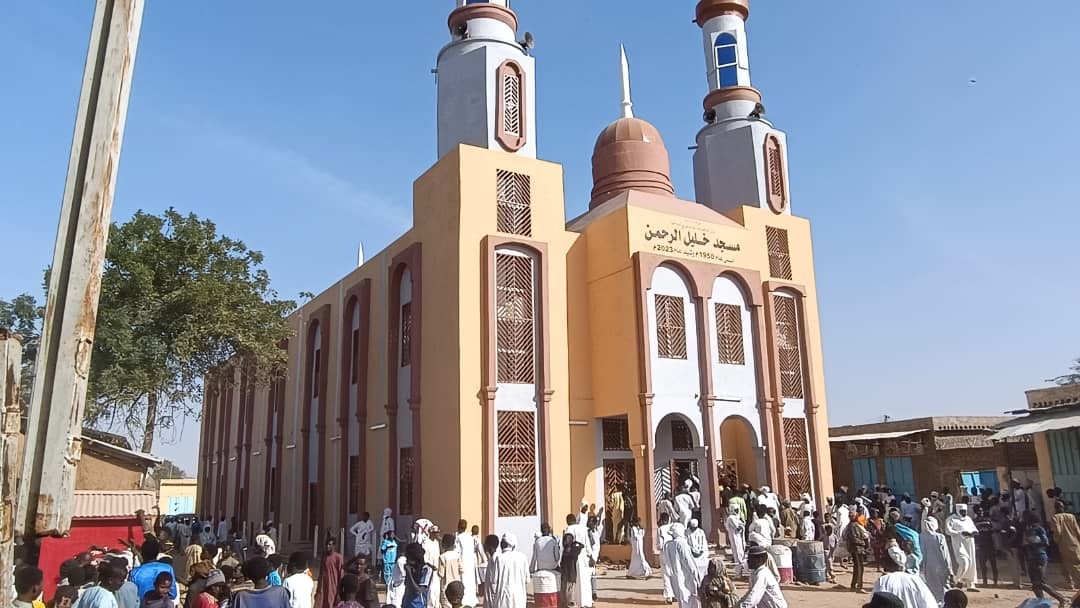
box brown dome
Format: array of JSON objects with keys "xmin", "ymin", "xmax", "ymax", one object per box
[{"xmin": 590, "ymin": 117, "xmax": 675, "ymax": 208}]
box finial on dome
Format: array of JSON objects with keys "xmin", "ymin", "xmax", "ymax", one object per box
[{"xmin": 620, "ymin": 45, "xmax": 634, "ymax": 119}]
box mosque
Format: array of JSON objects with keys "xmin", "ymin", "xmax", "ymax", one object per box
[{"xmin": 196, "ymin": 0, "xmax": 834, "ymax": 559}]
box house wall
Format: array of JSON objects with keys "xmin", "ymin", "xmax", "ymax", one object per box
[{"xmin": 76, "ymin": 452, "xmax": 145, "ymax": 491}]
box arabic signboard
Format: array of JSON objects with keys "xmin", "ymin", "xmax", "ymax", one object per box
[{"xmin": 639, "ymin": 219, "xmax": 744, "ymax": 265}]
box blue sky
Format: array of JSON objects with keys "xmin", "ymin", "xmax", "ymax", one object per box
[{"xmin": 4, "ymin": 2, "xmax": 1079, "ymax": 474}]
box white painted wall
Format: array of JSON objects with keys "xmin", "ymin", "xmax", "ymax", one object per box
[
  {"xmin": 493, "ymin": 248, "xmax": 541, "ymax": 560},
  {"xmin": 694, "ymin": 122, "xmax": 790, "ymax": 215},
  {"xmin": 707, "ymin": 276, "xmax": 762, "ymax": 448},
  {"xmin": 648, "ymin": 266, "xmax": 702, "ymax": 440},
  {"xmin": 700, "ymin": 14, "xmax": 751, "ymax": 91}
]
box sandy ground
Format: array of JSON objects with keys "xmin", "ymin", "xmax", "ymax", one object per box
[{"xmin": 591, "ymin": 562, "xmax": 1077, "ymax": 608}]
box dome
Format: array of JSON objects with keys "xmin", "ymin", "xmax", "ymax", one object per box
[{"xmin": 590, "ymin": 117, "xmax": 675, "ymax": 208}]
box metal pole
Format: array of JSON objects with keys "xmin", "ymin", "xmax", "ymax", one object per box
[
  {"xmin": 1, "ymin": 332, "xmax": 25, "ymax": 607},
  {"xmin": 15, "ymin": 0, "xmax": 144, "ymax": 538}
]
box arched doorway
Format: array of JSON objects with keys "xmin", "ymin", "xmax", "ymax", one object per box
[
  {"xmin": 720, "ymin": 415, "xmax": 763, "ymax": 490},
  {"xmin": 654, "ymin": 413, "xmax": 711, "ymax": 533}
]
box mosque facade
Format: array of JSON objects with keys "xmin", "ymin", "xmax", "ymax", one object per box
[{"xmin": 196, "ymin": 0, "xmax": 834, "ymax": 559}]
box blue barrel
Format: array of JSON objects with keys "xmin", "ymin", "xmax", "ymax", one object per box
[{"xmin": 795, "ymin": 540, "xmax": 826, "ymax": 584}]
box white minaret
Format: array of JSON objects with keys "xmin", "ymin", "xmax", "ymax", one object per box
[
  {"xmin": 436, "ymin": 0, "xmax": 537, "ymax": 159},
  {"xmin": 692, "ymin": 0, "xmax": 792, "ymax": 215},
  {"xmin": 619, "ymin": 45, "xmax": 634, "ymax": 119}
]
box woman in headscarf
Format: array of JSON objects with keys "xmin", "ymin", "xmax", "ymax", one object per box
[
  {"xmin": 380, "ymin": 509, "xmax": 397, "ymax": 564},
  {"xmin": 919, "ymin": 509, "xmax": 953, "ymax": 605},
  {"xmin": 724, "ymin": 500, "xmax": 747, "ymax": 577},
  {"xmin": 697, "ymin": 557, "xmax": 737, "ymax": 608},
  {"xmin": 626, "ymin": 517, "xmax": 651, "ymax": 579}
]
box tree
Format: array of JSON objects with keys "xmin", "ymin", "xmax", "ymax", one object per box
[
  {"xmin": 0, "ymin": 292, "xmax": 44, "ymax": 409},
  {"xmin": 1051, "ymin": 357, "xmax": 1080, "ymax": 386},
  {"xmin": 86, "ymin": 208, "xmax": 295, "ymax": 452}
]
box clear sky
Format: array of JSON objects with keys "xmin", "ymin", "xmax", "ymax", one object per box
[{"xmin": 4, "ymin": 2, "xmax": 1079, "ymax": 475}]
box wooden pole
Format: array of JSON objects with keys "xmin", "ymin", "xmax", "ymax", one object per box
[
  {"xmin": 15, "ymin": 0, "xmax": 144, "ymax": 538},
  {"xmin": 0, "ymin": 332, "xmax": 25, "ymax": 607}
]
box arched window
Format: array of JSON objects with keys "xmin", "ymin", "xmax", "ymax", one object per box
[
  {"xmin": 764, "ymin": 134, "xmax": 789, "ymax": 213},
  {"xmin": 494, "ymin": 249, "xmax": 536, "ymax": 384},
  {"xmin": 714, "ymin": 33, "xmax": 738, "ymax": 87},
  {"xmin": 496, "ymin": 60, "xmax": 527, "ymax": 151}
]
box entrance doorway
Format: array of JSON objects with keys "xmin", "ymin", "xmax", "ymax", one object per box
[
  {"xmin": 653, "ymin": 413, "xmax": 711, "ymax": 532},
  {"xmin": 719, "ymin": 415, "xmax": 762, "ymax": 489},
  {"xmin": 603, "ymin": 460, "xmax": 637, "ymax": 544}
]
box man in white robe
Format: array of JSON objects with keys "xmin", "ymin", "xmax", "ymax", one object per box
[
  {"xmin": 675, "ymin": 486, "xmax": 696, "ymax": 527},
  {"xmin": 918, "ymin": 506, "xmax": 952, "ymax": 605},
  {"xmin": 486, "ymin": 533, "xmax": 529, "ymax": 608},
  {"xmin": 530, "ymin": 524, "xmax": 561, "ymax": 607},
  {"xmin": 946, "ymin": 504, "xmax": 978, "ymax": 590},
  {"xmin": 627, "ymin": 518, "xmax": 651, "ymax": 578},
  {"xmin": 872, "ymin": 549, "xmax": 938, "ymax": 608},
  {"xmin": 725, "ymin": 500, "xmax": 747, "ymax": 577},
  {"xmin": 662, "ymin": 523, "xmax": 702, "ymax": 608},
  {"xmin": 349, "ymin": 512, "xmax": 375, "ymax": 560},
  {"xmin": 658, "ymin": 493, "xmax": 679, "ymax": 524},
  {"xmin": 564, "ymin": 513, "xmax": 594, "ymax": 608},
  {"xmin": 454, "ymin": 520, "xmax": 480, "ymax": 607},
  {"xmin": 216, "ymin": 517, "xmax": 229, "ymax": 544},
  {"xmin": 657, "ymin": 513, "xmax": 674, "ymax": 602},
  {"xmin": 738, "ymin": 546, "xmax": 787, "ymax": 608},
  {"xmin": 687, "ymin": 519, "xmax": 710, "ymax": 577}
]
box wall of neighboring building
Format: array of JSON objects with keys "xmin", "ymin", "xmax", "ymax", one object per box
[
  {"xmin": 76, "ymin": 451, "xmax": 145, "ymax": 490},
  {"xmin": 158, "ymin": 479, "xmax": 198, "ymax": 515}
]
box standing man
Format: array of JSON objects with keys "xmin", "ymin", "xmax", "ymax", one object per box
[
  {"xmin": 350, "ymin": 512, "xmax": 375, "ymax": 563},
  {"xmin": 315, "ymin": 538, "xmax": 344, "ymax": 608},
  {"xmin": 564, "ymin": 513, "xmax": 594, "ymax": 608},
  {"xmin": 75, "ymin": 562, "xmax": 128, "ymax": 608},
  {"xmin": 842, "ymin": 509, "xmax": 870, "ymax": 593},
  {"xmin": 486, "ymin": 534, "xmax": 529, "ymax": 608},
  {"xmin": 973, "ymin": 505, "xmax": 998, "ymax": 587},
  {"xmin": 1049, "ymin": 501, "xmax": 1080, "ymax": 589},
  {"xmin": 687, "ymin": 519, "xmax": 710, "ymax": 577},
  {"xmin": 530, "ymin": 524, "xmax": 561, "ymax": 608},
  {"xmin": 216, "ymin": 517, "xmax": 229, "ymax": 545},
  {"xmin": 453, "ymin": 520, "xmax": 479, "ymax": 607},
  {"xmin": 657, "ymin": 513, "xmax": 674, "ymax": 603},
  {"xmin": 675, "ymin": 482, "xmax": 696, "ymax": 528},
  {"xmin": 661, "ymin": 523, "xmax": 701, "ymax": 608},
  {"xmin": 946, "ymin": 505, "xmax": 978, "ymax": 591},
  {"xmin": 658, "ymin": 492, "xmax": 679, "ymax": 524},
  {"xmin": 737, "ymin": 546, "xmax": 787, "ymax": 608},
  {"xmin": 725, "ymin": 500, "xmax": 747, "ymax": 577},
  {"xmin": 13, "ymin": 566, "xmax": 45, "ymax": 608}
]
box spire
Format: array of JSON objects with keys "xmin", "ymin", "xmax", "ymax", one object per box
[{"xmin": 620, "ymin": 45, "xmax": 634, "ymax": 119}]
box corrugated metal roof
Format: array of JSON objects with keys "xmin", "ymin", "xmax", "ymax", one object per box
[
  {"xmin": 73, "ymin": 490, "xmax": 157, "ymax": 519},
  {"xmin": 828, "ymin": 429, "xmax": 925, "ymax": 442},
  {"xmin": 990, "ymin": 409, "xmax": 1080, "ymax": 441}
]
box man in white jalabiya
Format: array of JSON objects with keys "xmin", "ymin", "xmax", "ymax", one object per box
[
  {"xmin": 658, "ymin": 493, "xmax": 679, "ymax": 524},
  {"xmin": 349, "ymin": 512, "xmax": 375, "ymax": 561},
  {"xmin": 564, "ymin": 512, "xmax": 594, "ymax": 608},
  {"xmin": 739, "ymin": 545, "xmax": 787, "ymax": 608},
  {"xmin": 627, "ymin": 517, "xmax": 651, "ymax": 579},
  {"xmin": 662, "ymin": 523, "xmax": 702, "ymax": 608},
  {"xmin": 486, "ymin": 533, "xmax": 529, "ymax": 608},
  {"xmin": 453, "ymin": 520, "xmax": 480, "ymax": 607},
  {"xmin": 918, "ymin": 506, "xmax": 952, "ymax": 606},
  {"xmin": 872, "ymin": 546, "xmax": 937, "ymax": 608},
  {"xmin": 675, "ymin": 482, "xmax": 697, "ymax": 527},
  {"xmin": 725, "ymin": 499, "xmax": 748, "ymax": 577},
  {"xmin": 530, "ymin": 523, "xmax": 561, "ymax": 608},
  {"xmin": 657, "ymin": 513, "xmax": 675, "ymax": 602},
  {"xmin": 687, "ymin": 519, "xmax": 710, "ymax": 577},
  {"xmin": 946, "ymin": 504, "xmax": 978, "ymax": 591}
]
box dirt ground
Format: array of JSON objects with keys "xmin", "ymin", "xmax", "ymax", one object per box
[{"xmin": 591, "ymin": 562, "xmax": 1077, "ymax": 608}]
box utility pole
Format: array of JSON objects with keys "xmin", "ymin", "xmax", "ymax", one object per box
[
  {"xmin": 15, "ymin": 0, "xmax": 144, "ymax": 540},
  {"xmin": 1, "ymin": 332, "xmax": 25, "ymax": 606}
]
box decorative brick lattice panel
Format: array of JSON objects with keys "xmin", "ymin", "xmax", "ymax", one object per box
[
  {"xmin": 765, "ymin": 135, "xmax": 788, "ymax": 212},
  {"xmin": 783, "ymin": 417, "xmax": 812, "ymax": 498},
  {"xmin": 495, "ymin": 253, "xmax": 536, "ymax": 384},
  {"xmin": 503, "ymin": 73, "xmax": 521, "ymax": 137},
  {"xmin": 773, "ymin": 295, "xmax": 804, "ymax": 399},
  {"xmin": 400, "ymin": 302, "xmax": 412, "ymax": 368},
  {"xmin": 655, "ymin": 295, "xmax": 687, "ymax": 359},
  {"xmin": 602, "ymin": 417, "xmax": 630, "ymax": 451},
  {"xmin": 399, "ymin": 447, "xmax": 415, "ymax": 515},
  {"xmin": 496, "ymin": 170, "xmax": 532, "ymax": 237},
  {"xmin": 671, "ymin": 419, "xmax": 694, "ymax": 451},
  {"xmin": 714, "ymin": 303, "xmax": 745, "ymax": 365},
  {"xmin": 766, "ymin": 226, "xmax": 792, "ymax": 280},
  {"xmin": 349, "ymin": 455, "xmax": 361, "ymax": 514},
  {"xmin": 497, "ymin": 410, "xmax": 537, "ymax": 517}
]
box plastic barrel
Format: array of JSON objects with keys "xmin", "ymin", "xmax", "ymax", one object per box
[
  {"xmin": 768, "ymin": 544, "xmax": 794, "ymax": 584},
  {"xmin": 795, "ymin": 540, "xmax": 827, "ymax": 584}
]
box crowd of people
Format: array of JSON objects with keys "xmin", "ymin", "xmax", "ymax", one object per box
[{"xmin": 9, "ymin": 480, "xmax": 1080, "ymax": 608}]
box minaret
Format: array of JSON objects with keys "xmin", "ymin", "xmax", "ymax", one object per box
[
  {"xmin": 692, "ymin": 0, "xmax": 792, "ymax": 215},
  {"xmin": 436, "ymin": 0, "xmax": 537, "ymax": 159}
]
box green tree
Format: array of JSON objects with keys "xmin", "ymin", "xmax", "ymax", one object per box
[
  {"xmin": 1051, "ymin": 357, "xmax": 1080, "ymax": 386},
  {"xmin": 87, "ymin": 208, "xmax": 294, "ymax": 452},
  {"xmin": 0, "ymin": 292, "xmax": 44, "ymax": 408}
]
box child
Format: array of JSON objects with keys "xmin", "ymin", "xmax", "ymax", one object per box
[
  {"xmin": 822, "ymin": 523, "xmax": 837, "ymax": 583},
  {"xmin": 335, "ymin": 574, "xmax": 365, "ymax": 608},
  {"xmin": 444, "ymin": 581, "xmax": 467, "ymax": 608},
  {"xmin": 697, "ymin": 558, "xmax": 737, "ymax": 608},
  {"xmin": 140, "ymin": 572, "xmax": 175, "ymax": 608},
  {"xmin": 942, "ymin": 589, "xmax": 968, "ymax": 608}
]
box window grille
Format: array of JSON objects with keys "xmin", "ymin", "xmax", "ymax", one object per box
[
  {"xmin": 496, "ymin": 170, "xmax": 532, "ymax": 236},
  {"xmin": 497, "ymin": 410, "xmax": 538, "ymax": 517},
  {"xmin": 349, "ymin": 456, "xmax": 361, "ymax": 513},
  {"xmin": 671, "ymin": 419, "xmax": 694, "ymax": 451},
  {"xmin": 350, "ymin": 328, "xmax": 360, "ymax": 384},
  {"xmin": 655, "ymin": 295, "xmax": 687, "ymax": 359},
  {"xmin": 715, "ymin": 303, "xmax": 745, "ymax": 365},
  {"xmin": 602, "ymin": 418, "xmax": 630, "ymax": 451},
  {"xmin": 773, "ymin": 295, "xmax": 804, "ymax": 399},
  {"xmin": 496, "ymin": 61, "xmax": 527, "ymax": 151},
  {"xmin": 400, "ymin": 302, "xmax": 412, "ymax": 368},
  {"xmin": 495, "ymin": 253, "xmax": 535, "ymax": 384},
  {"xmin": 766, "ymin": 226, "xmax": 792, "ymax": 280},
  {"xmin": 399, "ymin": 447, "xmax": 415, "ymax": 515},
  {"xmin": 312, "ymin": 349, "xmax": 321, "ymax": 398},
  {"xmin": 783, "ymin": 417, "xmax": 812, "ymax": 497},
  {"xmin": 765, "ymin": 135, "xmax": 788, "ymax": 212}
]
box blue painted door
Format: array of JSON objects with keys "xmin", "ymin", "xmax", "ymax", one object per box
[
  {"xmin": 853, "ymin": 458, "xmax": 878, "ymax": 489},
  {"xmin": 884, "ymin": 457, "xmax": 915, "ymax": 497},
  {"xmin": 979, "ymin": 471, "xmax": 999, "ymax": 493}
]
